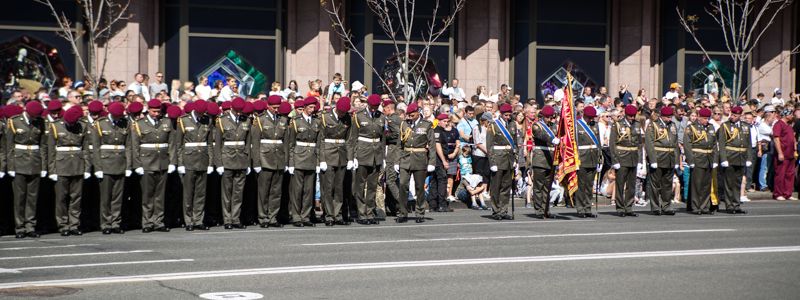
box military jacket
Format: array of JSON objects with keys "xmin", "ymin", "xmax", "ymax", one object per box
[
  {"xmin": 318, "ymin": 110, "xmax": 351, "ymax": 167},
  {"xmin": 717, "ymin": 120, "xmax": 754, "ymax": 166},
  {"xmin": 5, "ymin": 114, "xmax": 47, "ymax": 175},
  {"xmin": 213, "ymin": 112, "xmax": 251, "ymax": 170},
  {"xmin": 528, "ymin": 121, "xmax": 557, "ymax": 169},
  {"xmin": 251, "ymin": 111, "xmax": 289, "ymax": 170},
  {"xmin": 175, "ymin": 113, "xmax": 214, "ymax": 171},
  {"xmin": 131, "ymin": 116, "xmax": 173, "ymax": 171},
  {"xmin": 576, "ymin": 119, "xmax": 601, "ymax": 169},
  {"xmin": 384, "ymin": 113, "xmax": 402, "ymax": 165},
  {"xmin": 684, "ymin": 123, "xmax": 719, "ymax": 168},
  {"xmin": 347, "ymin": 108, "xmax": 385, "ymax": 167},
  {"xmin": 609, "ymin": 119, "xmax": 642, "ymax": 167},
  {"xmin": 90, "ymin": 116, "xmax": 131, "ymax": 175},
  {"xmin": 398, "ymin": 118, "xmax": 435, "ymax": 171},
  {"xmin": 287, "ymin": 114, "xmax": 320, "ymax": 171},
  {"xmin": 645, "ymin": 119, "xmax": 680, "ymax": 168},
  {"xmin": 485, "ymin": 118, "xmax": 518, "ymax": 171},
  {"xmin": 47, "ymin": 119, "xmax": 91, "ymax": 176}
]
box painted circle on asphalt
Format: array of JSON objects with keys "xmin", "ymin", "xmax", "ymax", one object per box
[{"xmin": 199, "ymin": 292, "xmax": 264, "ymax": 300}]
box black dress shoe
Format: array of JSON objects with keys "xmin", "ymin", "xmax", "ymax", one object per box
[
  {"xmin": 439, "ymin": 207, "xmax": 453, "ymax": 212},
  {"xmin": 652, "ymin": 211, "xmax": 662, "ymax": 216},
  {"xmin": 578, "ymin": 213, "xmax": 587, "ymax": 218},
  {"xmin": 727, "ymin": 209, "xmax": 737, "ymax": 214},
  {"xmin": 194, "ymin": 225, "xmax": 209, "ymax": 230},
  {"xmin": 268, "ymin": 223, "xmax": 283, "ymax": 228},
  {"xmin": 542, "ymin": 212, "xmax": 555, "ymax": 219},
  {"xmin": 260, "ymin": 223, "xmax": 269, "ymax": 228},
  {"xmin": 396, "ymin": 217, "xmax": 408, "ymax": 223},
  {"xmin": 185, "ymin": 225, "xmax": 194, "ymax": 231},
  {"xmin": 142, "ymin": 227, "xmax": 153, "ymax": 233},
  {"xmin": 26, "ymin": 232, "xmax": 40, "ymax": 238},
  {"xmin": 368, "ymin": 219, "xmax": 380, "ymax": 225},
  {"xmin": 112, "ymin": 228, "xmax": 124, "ymax": 234},
  {"xmin": 325, "ymin": 221, "xmax": 335, "ymax": 226},
  {"xmin": 625, "ymin": 212, "xmax": 638, "ymax": 217},
  {"xmin": 15, "ymin": 233, "xmax": 25, "ymax": 239},
  {"xmin": 708, "ymin": 211, "xmax": 716, "ymax": 215},
  {"xmin": 335, "ymin": 220, "xmax": 350, "ymax": 226},
  {"xmin": 734, "ymin": 209, "xmax": 747, "ymax": 214},
  {"xmin": 154, "ymin": 226, "xmax": 170, "ymax": 232},
  {"xmin": 501, "ymin": 214, "xmax": 513, "ymax": 220},
  {"xmin": 492, "ymin": 214, "xmax": 503, "ymax": 220},
  {"xmin": 415, "ymin": 217, "xmax": 425, "ymax": 223},
  {"xmin": 69, "ymin": 229, "xmax": 83, "ymax": 236},
  {"xmin": 617, "ymin": 212, "xmax": 627, "ymax": 217},
  {"xmin": 232, "ymin": 224, "xmax": 246, "ymax": 229},
  {"xmin": 61, "ymin": 230, "xmax": 71, "ymax": 236},
  {"xmin": 663, "ymin": 210, "xmax": 676, "ymax": 216},
  {"xmin": 356, "ymin": 219, "xmax": 369, "ymax": 225},
  {"xmin": 224, "ymin": 224, "xmax": 233, "ymax": 230},
  {"xmin": 302, "ymin": 221, "xmax": 315, "ymax": 227},
  {"xmin": 587, "ymin": 213, "xmax": 598, "ymax": 218},
  {"xmin": 102, "ymin": 228, "xmax": 112, "ymax": 234},
  {"xmin": 293, "ymin": 222, "xmax": 304, "ymax": 227}
]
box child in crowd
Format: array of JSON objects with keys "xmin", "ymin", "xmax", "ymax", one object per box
[{"xmin": 457, "ymin": 146, "xmax": 488, "ymax": 209}]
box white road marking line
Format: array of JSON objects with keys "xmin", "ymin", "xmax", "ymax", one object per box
[
  {"xmin": 700, "ymin": 214, "xmax": 800, "ymax": 219},
  {"xmin": 298, "ymin": 229, "xmax": 736, "ymax": 246},
  {"xmin": 0, "ymin": 244, "xmax": 99, "ymax": 251},
  {"xmin": 192, "ymin": 219, "xmax": 597, "ymax": 235},
  {"xmin": 0, "ymin": 245, "xmax": 797, "ymax": 289},
  {"xmin": 14, "ymin": 259, "xmax": 195, "ymax": 271},
  {"xmin": 0, "ymin": 250, "xmax": 153, "ymax": 261},
  {"xmin": 0, "ymin": 239, "xmax": 63, "ymax": 244}
]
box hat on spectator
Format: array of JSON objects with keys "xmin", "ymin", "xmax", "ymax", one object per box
[
  {"xmin": 499, "ymin": 103, "xmax": 513, "ymax": 113},
  {"xmin": 242, "ymin": 102, "xmax": 255, "ymax": 114},
  {"xmin": 351, "ymin": 80, "xmax": 364, "ymax": 91},
  {"xmin": 108, "ymin": 102, "xmax": 125, "ymax": 118},
  {"xmin": 780, "ymin": 108, "xmax": 792, "ymax": 117},
  {"xmin": 73, "ymin": 81, "xmax": 85, "ymax": 89},
  {"xmin": 267, "ymin": 95, "xmax": 282, "ymax": 105},
  {"xmin": 304, "ymin": 97, "xmax": 317, "ymax": 107},
  {"xmin": 5, "ymin": 105, "xmax": 23, "ymax": 118},
  {"xmin": 436, "ymin": 113, "xmax": 448, "ymax": 120},
  {"xmin": 774, "ymin": 88, "xmax": 782, "ymax": 95},
  {"xmin": 193, "ymin": 100, "xmax": 207, "ymax": 114},
  {"xmin": 167, "ymin": 105, "xmax": 183, "ymax": 119},
  {"xmin": 406, "ymin": 102, "xmax": 419, "ymax": 113},
  {"xmin": 763, "ymin": 105, "xmax": 776, "ymax": 112},
  {"xmin": 63, "ymin": 106, "xmax": 82, "ymax": 124},
  {"xmin": 25, "ymin": 101, "xmax": 44, "ymax": 117},
  {"xmin": 541, "ymin": 105, "xmax": 555, "ymax": 117},
  {"xmin": 278, "ymin": 102, "xmax": 292, "ymax": 115},
  {"xmin": 127, "ymin": 102, "xmax": 143, "ymax": 114},
  {"xmin": 367, "ymin": 94, "xmax": 382, "ymax": 106},
  {"xmin": 231, "ymin": 98, "xmax": 246, "ymax": 111},
  {"xmin": 47, "ymin": 100, "xmax": 62, "ymax": 111},
  {"xmin": 88, "ymin": 100, "xmax": 104, "ymax": 114},
  {"xmin": 583, "ymin": 106, "xmax": 597, "ymax": 118},
  {"xmin": 207, "ymin": 102, "xmax": 221, "ymax": 116},
  {"xmin": 253, "ymin": 100, "xmax": 266, "ymax": 112},
  {"xmin": 624, "ymin": 105, "xmax": 637, "ymax": 116},
  {"xmin": 698, "ymin": 108, "xmax": 712, "ymax": 118},
  {"xmin": 147, "ymin": 99, "xmax": 161, "ymax": 109},
  {"xmin": 669, "ymin": 82, "xmax": 681, "ymax": 89},
  {"xmin": 336, "ymin": 97, "xmax": 351, "ymax": 113},
  {"xmin": 660, "ymin": 106, "xmax": 673, "ymax": 116},
  {"xmin": 481, "ymin": 112, "xmax": 493, "ymax": 121},
  {"xmin": 731, "ymin": 106, "xmax": 743, "ymax": 115}
]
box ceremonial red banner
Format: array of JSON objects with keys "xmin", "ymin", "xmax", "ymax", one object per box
[{"xmin": 555, "ymin": 73, "xmax": 580, "ymax": 197}]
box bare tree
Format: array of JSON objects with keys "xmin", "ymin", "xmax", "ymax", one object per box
[
  {"xmin": 35, "ymin": 0, "xmax": 131, "ymax": 93},
  {"xmin": 676, "ymin": 0, "xmax": 799, "ymax": 102},
  {"xmin": 323, "ymin": 0, "xmax": 465, "ymax": 103}
]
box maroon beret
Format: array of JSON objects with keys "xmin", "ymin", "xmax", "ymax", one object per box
[
  {"xmin": 193, "ymin": 100, "xmax": 208, "ymax": 114},
  {"xmin": 231, "ymin": 98, "xmax": 246, "ymax": 111},
  {"xmin": 108, "ymin": 102, "xmax": 125, "ymax": 118},
  {"xmin": 63, "ymin": 106, "xmax": 83, "ymax": 124},
  {"xmin": 167, "ymin": 105, "xmax": 183, "ymax": 119},
  {"xmin": 382, "ymin": 99, "xmax": 395, "ymax": 107},
  {"xmin": 5, "ymin": 105, "xmax": 23, "ymax": 118},
  {"xmin": 731, "ymin": 106, "xmax": 743, "ymax": 114},
  {"xmin": 499, "ymin": 103, "xmax": 513, "ymax": 113},
  {"xmin": 293, "ymin": 99, "xmax": 304, "ymax": 109},
  {"xmin": 541, "ymin": 106, "xmax": 555, "ymax": 117},
  {"xmin": 25, "ymin": 101, "xmax": 44, "ymax": 117},
  {"xmin": 220, "ymin": 101, "xmax": 232, "ymax": 110},
  {"xmin": 583, "ymin": 106, "xmax": 597, "ymax": 118},
  {"xmin": 267, "ymin": 95, "xmax": 282, "ymax": 105},
  {"xmin": 336, "ymin": 98, "xmax": 351, "ymax": 113},
  {"xmin": 660, "ymin": 106, "xmax": 673, "ymax": 117},
  {"xmin": 624, "ymin": 105, "xmax": 637, "ymax": 116},
  {"xmin": 699, "ymin": 108, "xmax": 712, "ymax": 118},
  {"xmin": 127, "ymin": 102, "xmax": 144, "ymax": 114},
  {"xmin": 304, "ymin": 97, "xmax": 318, "ymax": 107},
  {"xmin": 436, "ymin": 113, "xmax": 449, "ymax": 120},
  {"xmin": 47, "ymin": 100, "xmax": 63, "ymax": 111},
  {"xmin": 183, "ymin": 102, "xmax": 195, "ymax": 114},
  {"xmin": 406, "ymin": 102, "xmax": 419, "ymax": 113},
  {"xmin": 278, "ymin": 102, "xmax": 292, "ymax": 115},
  {"xmin": 367, "ymin": 94, "xmax": 382, "ymax": 106},
  {"xmin": 88, "ymin": 100, "xmax": 104, "ymax": 114},
  {"xmin": 147, "ymin": 99, "xmax": 161, "ymax": 109},
  {"xmin": 242, "ymin": 101, "xmax": 255, "ymax": 114},
  {"xmin": 207, "ymin": 102, "xmax": 221, "ymax": 116},
  {"xmin": 40, "ymin": 109, "xmax": 49, "ymax": 117},
  {"xmin": 253, "ymin": 100, "xmax": 267, "ymax": 112}
]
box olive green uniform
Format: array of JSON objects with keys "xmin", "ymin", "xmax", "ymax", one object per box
[
  {"xmin": 684, "ymin": 123, "xmax": 719, "ymax": 213},
  {"xmin": 131, "ymin": 116, "xmax": 174, "ymax": 229},
  {"xmin": 486, "ymin": 118, "xmax": 518, "ymax": 217},
  {"xmin": 6, "ymin": 113, "xmax": 47, "ymax": 235},
  {"xmin": 383, "ymin": 113, "xmax": 402, "ymax": 215},
  {"xmin": 609, "ymin": 119, "xmax": 642, "ymax": 213},
  {"xmin": 90, "ymin": 115, "xmax": 131, "ymax": 231},
  {"xmin": 348, "ymin": 109, "xmax": 385, "ymax": 221},
  {"xmin": 47, "ymin": 119, "xmax": 91, "ymax": 231},
  {"xmin": 644, "ymin": 119, "xmax": 680, "ymax": 213},
  {"xmin": 251, "ymin": 111, "xmax": 289, "ymax": 225},
  {"xmin": 717, "ymin": 120, "xmax": 753, "ymax": 211},
  {"xmin": 175, "ymin": 113, "xmax": 214, "ymax": 227},
  {"xmin": 397, "ymin": 118, "xmax": 435, "ymax": 218},
  {"xmin": 213, "ymin": 112, "xmax": 252, "ymax": 226},
  {"xmin": 287, "ymin": 114, "xmax": 320, "ymax": 223},
  {"xmin": 575, "ymin": 119, "xmax": 601, "ymax": 215},
  {"xmin": 528, "ymin": 121, "xmax": 557, "ymax": 215},
  {"xmin": 318, "ymin": 110, "xmax": 350, "ymax": 222}
]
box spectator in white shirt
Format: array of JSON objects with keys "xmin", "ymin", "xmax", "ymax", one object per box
[
  {"xmin": 771, "ymin": 88, "xmax": 785, "ymax": 106},
  {"xmin": 442, "ymin": 78, "xmax": 466, "ymax": 102},
  {"xmin": 664, "ymin": 82, "xmax": 680, "ymax": 100},
  {"xmin": 195, "ymin": 76, "xmax": 212, "ymax": 100},
  {"xmin": 148, "ymin": 72, "xmax": 168, "ymax": 97},
  {"xmin": 127, "ymin": 73, "xmax": 151, "ymax": 100},
  {"xmin": 217, "ymin": 76, "xmax": 238, "ymax": 102}
]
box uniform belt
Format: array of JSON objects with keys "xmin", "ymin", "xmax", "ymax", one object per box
[
  {"xmin": 56, "ymin": 146, "xmax": 81, "ymax": 152},
  {"xmin": 493, "ymin": 145, "xmax": 512, "ymax": 150},
  {"xmin": 358, "ymin": 137, "xmax": 380, "ymax": 143},
  {"xmin": 616, "ymin": 146, "xmax": 637, "ymax": 151},
  {"xmin": 725, "ymin": 146, "xmax": 747, "ymax": 152},
  {"xmin": 260, "ymin": 139, "xmax": 282, "ymax": 144},
  {"xmin": 404, "ymin": 147, "xmax": 427, "ymax": 152},
  {"xmin": 100, "ymin": 145, "xmax": 125, "ymax": 150},
  {"xmin": 654, "ymin": 147, "xmax": 674, "ymax": 152},
  {"xmin": 691, "ymin": 148, "xmax": 713, "ymax": 154},
  {"xmin": 533, "ymin": 146, "xmax": 555, "ymax": 151},
  {"xmin": 578, "ymin": 145, "xmax": 597, "ymax": 150},
  {"xmin": 185, "ymin": 142, "xmax": 207, "ymax": 147},
  {"xmin": 296, "ymin": 141, "xmax": 317, "ymax": 147},
  {"xmin": 223, "ymin": 141, "xmax": 245, "ymax": 146},
  {"xmin": 14, "ymin": 144, "xmax": 40, "ymax": 150},
  {"xmin": 141, "ymin": 143, "xmax": 168, "ymax": 149},
  {"xmin": 324, "ymin": 139, "xmax": 346, "ymax": 144}
]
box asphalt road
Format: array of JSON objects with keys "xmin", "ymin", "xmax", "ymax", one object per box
[{"xmin": 1, "ymin": 200, "xmax": 799, "ymax": 300}]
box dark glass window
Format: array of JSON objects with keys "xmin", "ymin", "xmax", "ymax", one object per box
[
  {"xmin": 164, "ymin": 7, "xmax": 181, "ymax": 80},
  {"xmin": 535, "ymin": 49, "xmax": 605, "ymax": 98},
  {"xmin": 189, "ymin": 37, "xmax": 275, "ymax": 92},
  {"xmin": 371, "ymin": 44, "xmax": 449, "ymax": 94},
  {"xmin": 536, "ymin": 23, "xmax": 606, "ymax": 48},
  {"xmin": 537, "ymin": 0, "xmax": 606, "ymax": 23},
  {"xmin": 189, "ymin": 7, "xmax": 276, "ymax": 36},
  {"xmin": 513, "ymin": 22, "xmax": 529, "ymax": 101},
  {"xmin": 684, "ymin": 54, "xmax": 747, "ymax": 95},
  {"xmin": 0, "ymin": 30, "xmax": 75, "ymax": 80},
  {"xmin": 6, "ymin": 0, "xmax": 77, "ymax": 27}
]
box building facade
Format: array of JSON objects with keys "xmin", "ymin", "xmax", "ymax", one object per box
[{"xmin": 2, "ymin": 0, "xmax": 798, "ymax": 102}]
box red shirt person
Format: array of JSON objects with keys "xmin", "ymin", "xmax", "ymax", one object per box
[{"xmin": 771, "ymin": 109, "xmax": 796, "ymax": 200}]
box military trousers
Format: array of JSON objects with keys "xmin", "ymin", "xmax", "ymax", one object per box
[
  {"xmin": 182, "ymin": 170, "xmax": 207, "ymax": 226},
  {"xmin": 320, "ymin": 166, "xmax": 345, "ymax": 222},
  {"xmin": 399, "ymin": 168, "xmax": 428, "ymax": 218},
  {"xmin": 353, "ymin": 165, "xmax": 380, "ymax": 220},
  {"xmin": 141, "ymin": 170, "xmax": 167, "ymax": 229},
  {"xmin": 575, "ymin": 168, "xmax": 596, "ymax": 214},
  {"xmin": 428, "ymin": 166, "xmax": 449, "ymax": 210},
  {"xmin": 257, "ymin": 168, "xmax": 284, "ymax": 224},
  {"xmin": 648, "ymin": 167, "xmax": 674, "ymax": 213},
  {"xmin": 531, "ymin": 167, "xmax": 553, "ymax": 214},
  {"xmin": 290, "ymin": 169, "xmax": 315, "ymax": 223},
  {"xmin": 12, "ymin": 174, "xmax": 39, "ymax": 234},
  {"xmin": 99, "ymin": 174, "xmax": 124, "ymax": 230},
  {"xmin": 490, "ymin": 168, "xmax": 512, "ymax": 216},
  {"xmin": 383, "ymin": 165, "xmax": 400, "ymax": 215},
  {"xmin": 55, "ymin": 175, "xmax": 82, "ymax": 231},
  {"xmin": 221, "ymin": 169, "xmax": 246, "ymax": 225},
  {"xmin": 722, "ymin": 166, "xmax": 744, "ymax": 210},
  {"xmin": 691, "ymin": 167, "xmax": 712, "ymax": 212},
  {"xmin": 614, "ymin": 166, "xmax": 636, "ymax": 213}
]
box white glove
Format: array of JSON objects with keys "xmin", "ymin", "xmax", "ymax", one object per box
[
  {"xmin": 650, "ymin": 163, "xmax": 658, "ymax": 169},
  {"xmin": 207, "ymin": 166, "xmax": 214, "ymax": 174},
  {"xmin": 353, "ymin": 159, "xmax": 359, "ymax": 169},
  {"xmin": 382, "ymin": 160, "xmax": 386, "ymax": 167},
  {"xmin": 83, "ymin": 172, "xmax": 91, "ymax": 179},
  {"xmin": 721, "ymin": 161, "xmax": 729, "ymax": 168},
  {"xmin": 177, "ymin": 166, "xmax": 186, "ymax": 174},
  {"xmin": 315, "ymin": 166, "xmax": 320, "ymax": 174},
  {"xmin": 8, "ymin": 171, "xmax": 15, "ymax": 177},
  {"xmin": 284, "ymin": 166, "xmax": 289, "ymax": 172},
  {"xmin": 40, "ymin": 171, "xmax": 47, "ymax": 178},
  {"xmin": 346, "ymin": 161, "xmax": 354, "ymax": 170},
  {"xmin": 551, "ymin": 138, "xmax": 560, "ymax": 145},
  {"xmin": 95, "ymin": 171, "xmax": 104, "ymax": 179},
  {"xmin": 288, "ymin": 167, "xmax": 295, "ymax": 174},
  {"xmin": 246, "ymin": 167, "xmax": 251, "ymax": 175},
  {"xmin": 712, "ymin": 163, "xmax": 718, "ymax": 169},
  {"xmin": 216, "ymin": 167, "xmax": 224, "ymax": 175},
  {"xmin": 394, "ymin": 165, "xmax": 400, "ymax": 173},
  {"xmin": 674, "ymin": 165, "xmax": 680, "ymax": 169},
  {"xmin": 595, "ymin": 165, "xmax": 602, "ymax": 172},
  {"xmin": 135, "ymin": 167, "xmax": 144, "ymax": 175},
  {"xmin": 0, "ymin": 172, "xmax": 4, "ymax": 178},
  {"xmin": 49, "ymin": 174, "xmax": 58, "ymax": 181},
  {"xmin": 168, "ymin": 164, "xmax": 176, "ymax": 174},
  {"xmin": 254, "ymin": 167, "xmax": 262, "ymax": 173},
  {"xmin": 427, "ymin": 165, "xmax": 435, "ymax": 172},
  {"xmin": 125, "ymin": 170, "xmax": 132, "ymax": 177},
  {"xmin": 490, "ymin": 166, "xmax": 498, "ymax": 172},
  {"xmin": 745, "ymin": 161, "xmax": 752, "ymax": 167},
  {"xmin": 612, "ymin": 163, "xmax": 621, "ymax": 170},
  {"xmin": 690, "ymin": 164, "xmax": 696, "ymax": 168},
  {"xmin": 319, "ymin": 162, "xmax": 328, "ymax": 172}
]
